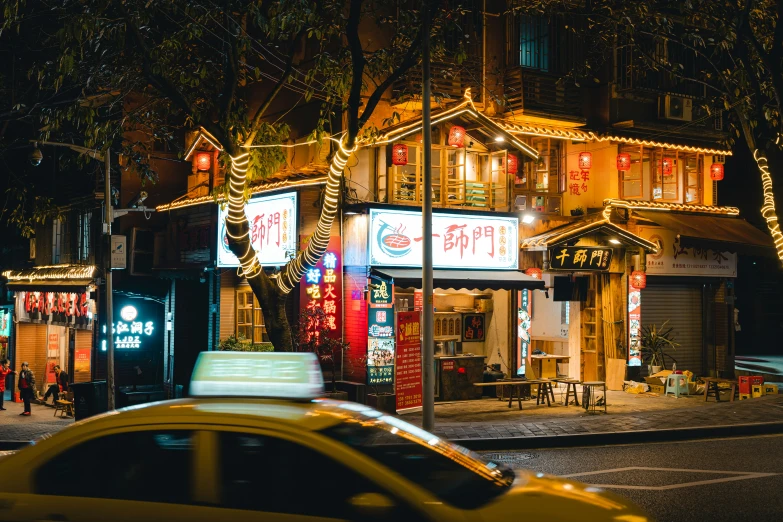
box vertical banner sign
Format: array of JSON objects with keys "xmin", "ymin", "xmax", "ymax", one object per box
[
  {"xmin": 628, "ymin": 281, "xmax": 642, "ymax": 367},
  {"xmin": 299, "ymin": 237, "xmax": 342, "ymax": 340},
  {"xmin": 414, "ymin": 290, "xmax": 423, "ymax": 311},
  {"xmin": 517, "ymin": 290, "xmax": 531, "ymax": 377},
  {"xmin": 395, "ymin": 311, "xmax": 422, "ymax": 413},
  {"xmin": 47, "ymin": 333, "xmax": 59, "ymax": 384},
  {"xmin": 367, "ymin": 275, "xmax": 395, "ymax": 385}
]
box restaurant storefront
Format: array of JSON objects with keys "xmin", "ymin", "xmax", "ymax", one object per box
[{"xmin": 1, "ymin": 265, "xmax": 97, "ymax": 398}]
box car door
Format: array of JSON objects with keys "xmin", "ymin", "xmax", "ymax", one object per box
[
  {"xmin": 194, "ymin": 428, "xmax": 437, "ymax": 522},
  {"xmin": 1, "ymin": 427, "xmax": 213, "ymax": 522}
]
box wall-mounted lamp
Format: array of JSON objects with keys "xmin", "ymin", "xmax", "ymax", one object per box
[{"xmin": 521, "ymin": 214, "xmax": 535, "ymax": 224}]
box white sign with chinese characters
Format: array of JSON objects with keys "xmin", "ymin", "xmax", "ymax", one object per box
[
  {"xmin": 638, "ymin": 225, "xmax": 737, "ymax": 277},
  {"xmin": 217, "ymin": 191, "xmax": 298, "ymax": 267},
  {"xmin": 110, "ymin": 235, "xmax": 126, "ymax": 270},
  {"xmin": 368, "ymin": 209, "xmax": 518, "ymax": 269},
  {"xmin": 113, "ymin": 305, "xmax": 155, "ymax": 349}
]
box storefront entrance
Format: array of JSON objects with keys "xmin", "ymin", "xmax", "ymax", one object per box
[{"xmin": 642, "ymin": 283, "xmax": 704, "ymax": 374}]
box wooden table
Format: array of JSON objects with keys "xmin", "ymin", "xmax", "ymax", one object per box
[
  {"xmin": 474, "ymin": 380, "xmax": 546, "ymax": 410},
  {"xmin": 531, "ymin": 355, "xmax": 570, "ymax": 379},
  {"xmin": 703, "ymin": 377, "xmax": 738, "ymax": 402}
]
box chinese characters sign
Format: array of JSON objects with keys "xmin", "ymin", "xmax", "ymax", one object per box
[
  {"xmin": 369, "ymin": 209, "xmax": 518, "ymax": 269},
  {"xmin": 395, "ymin": 311, "xmax": 422, "ymax": 413},
  {"xmin": 638, "ymin": 226, "xmax": 737, "ymax": 277},
  {"xmin": 368, "ymin": 274, "xmax": 395, "ymax": 385},
  {"xmin": 113, "ymin": 305, "xmax": 155, "ymax": 349},
  {"xmin": 15, "ymin": 291, "xmax": 94, "ymax": 330},
  {"xmin": 568, "ymin": 170, "xmax": 590, "ymax": 196},
  {"xmin": 628, "ymin": 283, "xmax": 642, "ymax": 367},
  {"xmin": 217, "ymin": 191, "xmax": 297, "ymax": 267},
  {"xmin": 299, "ymin": 237, "xmax": 342, "ymax": 341},
  {"xmin": 462, "ymin": 314, "xmax": 485, "ymax": 342},
  {"xmin": 516, "ymin": 290, "xmax": 531, "ymax": 377},
  {"xmin": 549, "ymin": 247, "xmax": 613, "ymax": 271}
]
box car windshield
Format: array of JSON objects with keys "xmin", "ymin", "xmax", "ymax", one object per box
[{"xmin": 315, "ymin": 401, "xmax": 514, "ymax": 509}]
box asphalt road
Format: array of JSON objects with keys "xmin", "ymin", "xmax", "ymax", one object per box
[{"xmin": 480, "ymin": 434, "xmax": 783, "ymax": 522}]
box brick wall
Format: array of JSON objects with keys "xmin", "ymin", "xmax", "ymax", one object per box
[{"xmin": 343, "ymin": 266, "xmax": 368, "ymax": 383}]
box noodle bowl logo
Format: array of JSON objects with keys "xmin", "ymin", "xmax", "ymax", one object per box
[{"xmin": 376, "ymin": 220, "xmax": 412, "ymax": 258}]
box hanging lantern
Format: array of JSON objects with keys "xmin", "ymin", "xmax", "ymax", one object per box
[
  {"xmin": 578, "ymin": 151, "xmax": 592, "ymax": 170},
  {"xmin": 662, "ymin": 156, "xmax": 673, "ymax": 176},
  {"xmin": 507, "ymin": 154, "xmax": 519, "ymax": 175},
  {"xmin": 195, "ymin": 152, "xmax": 211, "ymax": 172},
  {"xmin": 392, "ymin": 143, "xmax": 409, "ymax": 166},
  {"xmin": 630, "ymin": 270, "xmax": 647, "ymax": 289},
  {"xmin": 448, "ymin": 125, "xmax": 466, "ymax": 148},
  {"xmin": 616, "ymin": 153, "xmax": 631, "ymax": 171},
  {"xmin": 524, "ymin": 267, "xmax": 543, "ymax": 280},
  {"xmin": 710, "ymin": 163, "xmax": 725, "ymax": 181}
]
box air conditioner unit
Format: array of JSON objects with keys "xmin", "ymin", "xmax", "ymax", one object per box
[{"xmin": 661, "ymin": 95, "xmax": 692, "ymax": 121}]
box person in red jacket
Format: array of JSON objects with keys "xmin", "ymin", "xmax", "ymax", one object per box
[{"xmin": 0, "ymin": 359, "xmax": 15, "ymax": 411}]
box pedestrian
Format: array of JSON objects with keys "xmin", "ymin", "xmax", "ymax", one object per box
[
  {"xmin": 18, "ymin": 362, "xmax": 35, "ymax": 416},
  {"xmin": 43, "ymin": 365, "xmax": 70, "ymax": 404},
  {"xmin": 0, "ymin": 359, "xmax": 16, "ymax": 411}
]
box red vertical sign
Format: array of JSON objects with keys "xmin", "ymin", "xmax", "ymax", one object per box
[
  {"xmin": 395, "ymin": 311, "xmax": 422, "ymax": 413},
  {"xmin": 299, "ymin": 236, "xmax": 342, "ymax": 340},
  {"xmin": 628, "ymin": 281, "xmax": 642, "ymax": 367}
]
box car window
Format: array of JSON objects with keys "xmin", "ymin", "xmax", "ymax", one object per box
[
  {"xmin": 219, "ymin": 432, "xmax": 386, "ymax": 519},
  {"xmin": 35, "ymin": 430, "xmax": 194, "ymax": 504}
]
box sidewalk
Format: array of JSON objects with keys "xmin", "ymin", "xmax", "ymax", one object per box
[{"xmin": 0, "ymin": 400, "xmax": 74, "ymax": 448}]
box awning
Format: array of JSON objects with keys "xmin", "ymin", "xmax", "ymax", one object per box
[
  {"xmin": 634, "ymin": 211, "xmax": 774, "ymax": 256},
  {"xmin": 5, "ymin": 279, "xmax": 94, "ymax": 292},
  {"xmin": 2, "ymin": 264, "xmax": 97, "ymax": 292},
  {"xmin": 370, "ymin": 268, "xmax": 545, "ymax": 291},
  {"xmin": 520, "ymin": 217, "xmax": 659, "ymax": 252}
]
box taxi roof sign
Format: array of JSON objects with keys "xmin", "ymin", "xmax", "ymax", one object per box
[{"xmin": 190, "ymin": 351, "xmax": 324, "ymax": 400}]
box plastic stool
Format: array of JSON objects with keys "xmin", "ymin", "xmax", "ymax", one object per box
[{"xmin": 665, "ymin": 374, "xmax": 690, "ymax": 398}]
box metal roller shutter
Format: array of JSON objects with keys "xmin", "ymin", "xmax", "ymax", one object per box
[
  {"xmin": 641, "ymin": 284, "xmax": 703, "ymax": 375},
  {"xmin": 15, "ymin": 324, "xmax": 47, "ymax": 395}
]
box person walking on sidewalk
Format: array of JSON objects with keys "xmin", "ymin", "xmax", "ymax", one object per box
[
  {"xmin": 17, "ymin": 362, "xmax": 35, "ymax": 416},
  {"xmin": 0, "ymin": 359, "xmax": 15, "ymax": 411}
]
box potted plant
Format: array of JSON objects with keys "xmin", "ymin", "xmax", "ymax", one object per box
[
  {"xmin": 641, "ymin": 321, "xmax": 679, "ymax": 374},
  {"xmin": 293, "ymin": 307, "xmax": 350, "ymax": 400},
  {"xmin": 570, "ymin": 206, "xmax": 585, "ymax": 216},
  {"xmin": 218, "ymin": 335, "xmax": 274, "ymax": 352}
]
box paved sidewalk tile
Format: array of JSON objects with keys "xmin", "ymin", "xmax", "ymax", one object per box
[{"xmin": 0, "ymin": 400, "xmax": 74, "ymax": 442}]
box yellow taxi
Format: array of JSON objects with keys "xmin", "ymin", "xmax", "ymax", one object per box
[{"xmin": 0, "ymin": 352, "xmax": 650, "ymax": 522}]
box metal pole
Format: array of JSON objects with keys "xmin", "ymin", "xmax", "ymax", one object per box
[
  {"xmin": 104, "ymin": 149, "xmax": 115, "ymax": 410},
  {"xmin": 421, "ymin": 3, "xmax": 435, "ymax": 432}
]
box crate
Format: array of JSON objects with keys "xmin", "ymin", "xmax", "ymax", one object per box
[
  {"xmin": 739, "ymin": 393, "xmax": 752, "ymax": 400},
  {"xmin": 739, "ymin": 375, "xmax": 764, "ymax": 395},
  {"xmin": 752, "ymin": 384, "xmax": 766, "ymax": 398},
  {"xmin": 764, "ymin": 384, "xmax": 779, "ymax": 395}
]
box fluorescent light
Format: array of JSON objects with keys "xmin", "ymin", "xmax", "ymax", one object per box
[
  {"xmin": 521, "ymin": 214, "xmax": 535, "ymax": 224},
  {"xmin": 609, "ymin": 239, "xmax": 621, "ymax": 245},
  {"xmin": 495, "ymin": 136, "xmax": 504, "ymax": 142}
]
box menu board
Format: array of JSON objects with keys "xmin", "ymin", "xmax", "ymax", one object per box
[
  {"xmin": 395, "ymin": 312, "xmax": 422, "ymax": 413},
  {"xmin": 367, "ymin": 275, "xmax": 395, "ymax": 385}
]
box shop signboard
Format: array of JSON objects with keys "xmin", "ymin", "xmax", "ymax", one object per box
[
  {"xmin": 112, "ymin": 302, "xmax": 157, "ymax": 350},
  {"xmin": 548, "ymin": 246, "xmax": 613, "ymax": 271},
  {"xmin": 15, "ymin": 292, "xmax": 94, "ymax": 330},
  {"xmin": 462, "ymin": 313, "xmax": 485, "ymax": 342},
  {"xmin": 110, "ymin": 235, "xmax": 127, "ymax": 270},
  {"xmin": 395, "ymin": 311, "xmax": 422, "ymax": 413},
  {"xmin": 367, "ymin": 274, "xmax": 395, "ymax": 385},
  {"xmin": 368, "ymin": 209, "xmax": 518, "ymax": 270},
  {"xmin": 516, "ymin": 290, "xmax": 531, "ymax": 377},
  {"xmin": 299, "ymin": 237, "xmax": 342, "ymax": 341},
  {"xmin": 638, "ymin": 226, "xmax": 737, "ymax": 277},
  {"xmin": 628, "ymin": 281, "xmax": 642, "ymax": 367},
  {"xmin": 217, "ymin": 191, "xmax": 297, "ymax": 267}
]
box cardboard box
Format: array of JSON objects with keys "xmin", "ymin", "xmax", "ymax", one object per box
[
  {"xmin": 752, "ymin": 384, "xmax": 766, "ymax": 398},
  {"xmin": 739, "ymin": 393, "xmax": 752, "ymax": 400},
  {"xmin": 764, "ymin": 384, "xmax": 779, "ymax": 395},
  {"xmin": 739, "ymin": 375, "xmax": 764, "ymax": 395},
  {"xmin": 648, "ymin": 384, "xmax": 665, "ymax": 394},
  {"xmin": 644, "ymin": 376, "xmax": 666, "ymax": 387}
]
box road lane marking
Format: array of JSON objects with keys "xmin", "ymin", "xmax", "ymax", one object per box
[{"xmin": 561, "ymin": 466, "xmax": 778, "ymax": 491}]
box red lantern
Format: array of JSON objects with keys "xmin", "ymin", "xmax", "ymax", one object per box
[
  {"xmin": 195, "ymin": 152, "xmax": 211, "ymax": 172},
  {"xmin": 448, "ymin": 125, "xmax": 466, "ymax": 148},
  {"xmin": 710, "ymin": 163, "xmax": 724, "ymax": 181},
  {"xmin": 630, "ymin": 270, "xmax": 647, "ymax": 289},
  {"xmin": 524, "ymin": 267, "xmax": 543, "ymax": 280},
  {"xmin": 617, "ymin": 153, "xmax": 631, "ymax": 171},
  {"xmin": 392, "ymin": 143, "xmax": 409, "ymax": 166},
  {"xmin": 578, "ymin": 151, "xmax": 592, "ymax": 170},
  {"xmin": 507, "ymin": 154, "xmax": 519, "ymax": 175},
  {"xmin": 662, "ymin": 156, "xmax": 673, "ymax": 176}
]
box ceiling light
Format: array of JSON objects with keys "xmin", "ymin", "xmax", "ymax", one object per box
[
  {"xmin": 495, "ymin": 136, "xmax": 504, "ymax": 142},
  {"xmin": 609, "ymin": 239, "xmax": 621, "ymax": 245},
  {"xmin": 521, "ymin": 214, "xmax": 535, "ymax": 224}
]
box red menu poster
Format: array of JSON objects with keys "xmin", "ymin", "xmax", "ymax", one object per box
[{"xmin": 395, "ymin": 311, "xmax": 422, "ymax": 413}]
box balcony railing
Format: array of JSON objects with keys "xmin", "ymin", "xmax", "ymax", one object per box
[
  {"xmin": 503, "ymin": 68, "xmax": 582, "ymax": 118},
  {"xmin": 392, "ymin": 60, "xmax": 483, "ymax": 105},
  {"xmin": 391, "ymin": 169, "xmax": 508, "ymax": 211}
]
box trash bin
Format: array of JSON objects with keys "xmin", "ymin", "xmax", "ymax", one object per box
[{"xmin": 70, "ymin": 380, "xmax": 108, "ymax": 421}]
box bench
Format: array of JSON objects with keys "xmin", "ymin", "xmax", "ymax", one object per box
[{"xmin": 473, "ymin": 380, "xmax": 549, "ymax": 410}]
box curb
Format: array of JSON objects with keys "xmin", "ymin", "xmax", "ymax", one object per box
[{"xmin": 452, "ymin": 421, "xmax": 783, "ymax": 451}]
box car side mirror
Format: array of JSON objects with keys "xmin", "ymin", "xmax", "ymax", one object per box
[{"xmin": 348, "ymin": 492, "xmax": 396, "ymax": 518}]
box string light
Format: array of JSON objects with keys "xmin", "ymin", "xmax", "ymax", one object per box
[
  {"xmin": 603, "ymin": 198, "xmax": 740, "ymax": 216},
  {"xmin": 184, "ymin": 128, "xmax": 224, "ymax": 161},
  {"xmin": 519, "ymin": 218, "xmax": 659, "ymax": 253},
  {"xmin": 2, "ymin": 264, "xmax": 97, "ymax": 282},
  {"xmin": 752, "ymin": 149, "xmax": 783, "ymax": 261}
]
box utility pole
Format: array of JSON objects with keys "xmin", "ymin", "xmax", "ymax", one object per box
[
  {"xmin": 104, "ymin": 149, "xmax": 115, "ymax": 410},
  {"xmin": 421, "ymin": 2, "xmax": 435, "ymax": 432}
]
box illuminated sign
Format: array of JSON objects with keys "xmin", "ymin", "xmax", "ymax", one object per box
[
  {"xmin": 15, "ymin": 291, "xmax": 94, "ymax": 330},
  {"xmin": 217, "ymin": 191, "xmax": 298, "ymax": 268},
  {"xmin": 368, "ymin": 274, "xmax": 395, "ymax": 385},
  {"xmin": 395, "ymin": 311, "xmax": 422, "ymax": 413},
  {"xmin": 548, "ymin": 246, "xmax": 613, "ymax": 271},
  {"xmin": 112, "ymin": 305, "xmax": 155, "ymax": 349},
  {"xmin": 628, "ymin": 282, "xmax": 642, "ymax": 367},
  {"xmin": 190, "ymin": 351, "xmax": 324, "ymax": 399},
  {"xmin": 299, "ymin": 237, "xmax": 342, "ymax": 341},
  {"xmin": 517, "ymin": 289, "xmax": 530, "ymax": 376},
  {"xmin": 368, "ymin": 209, "xmax": 518, "ymax": 269}
]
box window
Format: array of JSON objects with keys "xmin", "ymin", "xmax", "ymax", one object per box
[
  {"xmin": 77, "ymin": 211, "xmax": 92, "ymax": 262},
  {"xmin": 683, "ymin": 153, "xmax": 702, "ymax": 204},
  {"xmin": 516, "ymin": 137, "xmax": 562, "ymax": 193},
  {"xmin": 518, "ymin": 15, "xmax": 549, "ymax": 71},
  {"xmin": 618, "ymin": 144, "xmax": 646, "ymax": 199},
  {"xmin": 218, "ymin": 432, "xmax": 386, "ymax": 519},
  {"xmin": 52, "ymin": 218, "xmax": 63, "ymax": 264},
  {"xmin": 236, "ymin": 288, "xmax": 266, "ymax": 343},
  {"xmin": 35, "ymin": 430, "xmax": 193, "ymax": 503},
  {"xmin": 619, "ymin": 146, "xmax": 703, "ymax": 204},
  {"xmin": 652, "ymin": 150, "xmax": 678, "ymax": 201}
]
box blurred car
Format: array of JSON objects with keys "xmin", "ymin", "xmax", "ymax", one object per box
[{"xmin": 0, "ymin": 352, "xmax": 650, "ymax": 522}]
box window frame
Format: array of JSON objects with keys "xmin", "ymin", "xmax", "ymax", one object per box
[
  {"xmin": 235, "ymin": 288, "xmax": 266, "ymax": 343},
  {"xmin": 617, "ymin": 145, "xmax": 703, "ymax": 204}
]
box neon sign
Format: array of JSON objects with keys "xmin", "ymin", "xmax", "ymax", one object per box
[
  {"xmin": 299, "ymin": 237, "xmax": 342, "ymax": 341},
  {"xmin": 369, "ymin": 209, "xmax": 518, "ymax": 269},
  {"xmin": 112, "ymin": 305, "xmax": 155, "ymax": 349}
]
